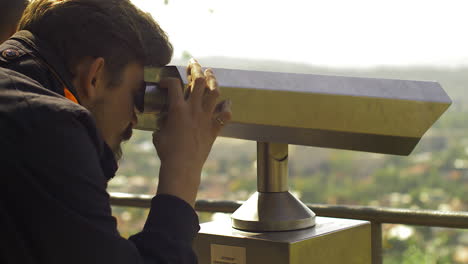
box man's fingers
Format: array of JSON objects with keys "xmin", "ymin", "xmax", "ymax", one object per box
[
  {"xmin": 203, "ymin": 68, "xmax": 220, "ymax": 113},
  {"xmin": 213, "ymin": 111, "xmax": 232, "ymax": 132},
  {"xmin": 213, "ymin": 100, "xmax": 232, "ymax": 132},
  {"xmin": 188, "ymin": 58, "xmax": 205, "ymax": 103},
  {"xmin": 204, "ymin": 68, "xmax": 217, "ymax": 91},
  {"xmin": 159, "ymin": 77, "xmax": 184, "ymax": 107}
]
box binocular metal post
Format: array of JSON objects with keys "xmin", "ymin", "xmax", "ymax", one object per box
[
  {"xmin": 194, "ymin": 141, "xmax": 372, "ymax": 264},
  {"xmin": 231, "ymin": 142, "xmax": 316, "ymax": 231}
]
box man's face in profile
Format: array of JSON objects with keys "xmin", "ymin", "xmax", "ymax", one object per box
[{"xmin": 90, "ymin": 62, "xmax": 145, "ymax": 160}]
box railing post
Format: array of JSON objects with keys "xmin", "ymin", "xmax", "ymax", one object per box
[{"xmin": 371, "ymin": 222, "xmax": 383, "ymax": 264}]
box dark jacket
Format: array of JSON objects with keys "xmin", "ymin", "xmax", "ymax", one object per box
[{"xmin": 0, "ymin": 31, "xmax": 199, "ymax": 264}]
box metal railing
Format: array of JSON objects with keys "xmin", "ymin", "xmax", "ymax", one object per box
[{"xmin": 110, "ymin": 192, "xmax": 468, "ymax": 264}]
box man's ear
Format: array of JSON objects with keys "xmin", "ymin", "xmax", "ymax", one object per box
[{"xmin": 74, "ymin": 57, "xmax": 106, "ymax": 102}]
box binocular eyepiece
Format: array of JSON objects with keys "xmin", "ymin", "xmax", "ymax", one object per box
[
  {"xmin": 135, "ymin": 66, "xmax": 185, "ymax": 130},
  {"xmin": 136, "ymin": 66, "xmax": 184, "ymax": 114}
]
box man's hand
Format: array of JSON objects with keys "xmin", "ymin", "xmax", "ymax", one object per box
[{"xmin": 153, "ymin": 59, "xmax": 232, "ymax": 207}]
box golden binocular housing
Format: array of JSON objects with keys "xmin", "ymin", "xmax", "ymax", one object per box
[{"xmin": 137, "ymin": 66, "xmax": 451, "ymax": 156}]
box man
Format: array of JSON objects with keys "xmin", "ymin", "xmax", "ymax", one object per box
[
  {"xmin": 0, "ymin": 0, "xmax": 231, "ymax": 263},
  {"xmin": 0, "ymin": 0, "xmax": 29, "ymax": 43}
]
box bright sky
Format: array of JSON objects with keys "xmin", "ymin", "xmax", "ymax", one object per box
[{"xmin": 131, "ymin": 0, "xmax": 468, "ymax": 68}]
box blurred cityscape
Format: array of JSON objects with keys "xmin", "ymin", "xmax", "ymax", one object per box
[{"xmin": 109, "ymin": 59, "xmax": 468, "ymax": 264}]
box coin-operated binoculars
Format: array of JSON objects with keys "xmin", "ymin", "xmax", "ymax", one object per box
[{"xmin": 137, "ymin": 66, "xmax": 451, "ymax": 264}]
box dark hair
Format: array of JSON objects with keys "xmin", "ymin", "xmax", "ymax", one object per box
[
  {"xmin": 0, "ymin": 0, "xmax": 28, "ymax": 27},
  {"xmin": 19, "ymin": 0, "xmax": 173, "ymax": 86}
]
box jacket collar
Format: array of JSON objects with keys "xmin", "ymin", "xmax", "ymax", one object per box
[{"xmin": 9, "ymin": 30, "xmax": 79, "ymax": 103}]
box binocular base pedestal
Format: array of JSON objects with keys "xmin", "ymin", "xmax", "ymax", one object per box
[
  {"xmin": 231, "ymin": 192, "xmax": 316, "ymax": 232},
  {"xmin": 194, "ymin": 217, "xmax": 371, "ymax": 264}
]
